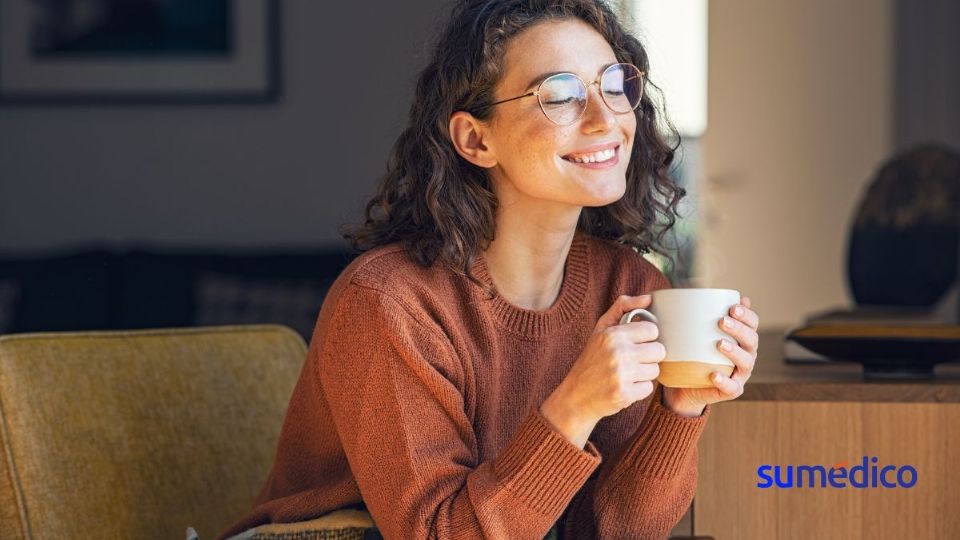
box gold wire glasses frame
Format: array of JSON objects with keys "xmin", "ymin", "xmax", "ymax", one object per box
[{"xmin": 485, "ymin": 62, "xmax": 645, "ymax": 126}]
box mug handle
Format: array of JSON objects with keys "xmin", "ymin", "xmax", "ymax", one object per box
[{"xmin": 619, "ymin": 308, "xmax": 659, "ymax": 325}]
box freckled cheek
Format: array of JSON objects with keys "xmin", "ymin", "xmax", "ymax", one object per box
[{"xmin": 507, "ymin": 123, "xmax": 568, "ymax": 171}]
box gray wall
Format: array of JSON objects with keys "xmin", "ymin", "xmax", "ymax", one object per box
[
  {"xmin": 0, "ymin": 0, "xmax": 446, "ymax": 252},
  {"xmin": 894, "ymin": 0, "xmax": 960, "ymax": 152},
  {"xmin": 3, "ymin": 0, "xmax": 957, "ymax": 258}
]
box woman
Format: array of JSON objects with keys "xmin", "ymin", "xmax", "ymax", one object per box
[{"xmin": 223, "ymin": 0, "xmax": 760, "ymax": 538}]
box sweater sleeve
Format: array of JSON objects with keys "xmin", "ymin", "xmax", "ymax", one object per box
[
  {"xmin": 317, "ymin": 282, "xmax": 602, "ymax": 540},
  {"xmin": 558, "ymin": 259, "xmax": 710, "ymax": 539},
  {"xmin": 561, "ymin": 384, "xmax": 710, "ymax": 539}
]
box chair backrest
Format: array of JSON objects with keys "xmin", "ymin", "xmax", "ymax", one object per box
[{"xmin": 0, "ymin": 324, "xmax": 306, "ymax": 540}]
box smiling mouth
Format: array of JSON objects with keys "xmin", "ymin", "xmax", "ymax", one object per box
[{"xmin": 562, "ymin": 145, "xmax": 620, "ymax": 165}]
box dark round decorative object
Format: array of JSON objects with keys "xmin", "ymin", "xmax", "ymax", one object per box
[{"xmin": 847, "ymin": 144, "xmax": 960, "ymax": 308}]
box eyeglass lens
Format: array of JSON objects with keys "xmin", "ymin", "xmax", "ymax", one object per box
[{"xmin": 538, "ymin": 63, "xmax": 643, "ymax": 125}]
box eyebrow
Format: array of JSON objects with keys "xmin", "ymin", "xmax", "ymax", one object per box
[
  {"xmin": 521, "ymin": 62, "xmax": 617, "ymax": 91},
  {"xmin": 522, "ymin": 71, "xmax": 566, "ymax": 92}
]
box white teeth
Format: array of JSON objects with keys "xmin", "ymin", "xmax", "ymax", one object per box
[{"xmin": 567, "ymin": 148, "xmax": 616, "ymax": 163}]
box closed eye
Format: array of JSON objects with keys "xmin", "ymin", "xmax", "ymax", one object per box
[{"xmin": 543, "ymin": 96, "xmax": 578, "ymax": 105}]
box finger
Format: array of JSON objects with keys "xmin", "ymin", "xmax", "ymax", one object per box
[
  {"xmin": 730, "ymin": 366, "xmax": 752, "ymax": 391},
  {"xmin": 729, "ymin": 303, "xmax": 760, "ymax": 331},
  {"xmin": 596, "ymin": 294, "xmax": 652, "ymax": 330},
  {"xmin": 627, "ymin": 361, "xmax": 661, "ymax": 381},
  {"xmin": 719, "ymin": 316, "xmax": 759, "ymax": 353},
  {"xmin": 615, "ymin": 320, "xmax": 661, "ymax": 345},
  {"xmin": 710, "ymin": 370, "xmax": 742, "ymax": 398},
  {"xmin": 741, "ymin": 296, "xmax": 752, "ymax": 309},
  {"xmin": 632, "ymin": 340, "xmax": 666, "ymax": 364},
  {"xmin": 628, "ymin": 379, "xmax": 656, "ymax": 401},
  {"xmin": 599, "ymin": 324, "xmax": 661, "ymax": 365},
  {"xmin": 717, "ymin": 338, "xmax": 755, "ymax": 378}
]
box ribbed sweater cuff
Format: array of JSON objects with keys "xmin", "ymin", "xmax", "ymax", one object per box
[
  {"xmin": 493, "ymin": 410, "xmax": 602, "ymax": 517},
  {"xmin": 616, "ymin": 385, "xmax": 711, "ymax": 479}
]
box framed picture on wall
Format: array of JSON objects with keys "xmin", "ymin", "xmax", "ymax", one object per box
[{"xmin": 0, "ymin": 0, "xmax": 280, "ymax": 104}]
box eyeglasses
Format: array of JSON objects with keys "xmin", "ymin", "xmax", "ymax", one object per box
[{"xmin": 485, "ymin": 62, "xmax": 645, "ymax": 126}]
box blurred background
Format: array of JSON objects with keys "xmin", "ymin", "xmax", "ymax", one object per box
[{"xmin": 0, "ymin": 0, "xmax": 957, "ymax": 337}]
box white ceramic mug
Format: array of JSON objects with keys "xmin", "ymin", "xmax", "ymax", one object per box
[{"xmin": 618, "ymin": 288, "xmax": 741, "ymax": 388}]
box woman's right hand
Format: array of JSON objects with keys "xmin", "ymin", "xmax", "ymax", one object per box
[{"xmin": 539, "ymin": 295, "xmax": 665, "ymax": 448}]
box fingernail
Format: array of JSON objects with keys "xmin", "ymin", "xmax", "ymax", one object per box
[
  {"xmin": 719, "ymin": 339, "xmax": 732, "ymax": 351},
  {"xmin": 712, "ymin": 372, "xmax": 722, "ymax": 381},
  {"xmin": 722, "ymin": 317, "xmax": 734, "ymax": 329},
  {"xmin": 734, "ymin": 306, "xmax": 743, "ymax": 317}
]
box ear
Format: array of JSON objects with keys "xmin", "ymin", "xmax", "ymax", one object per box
[{"xmin": 448, "ymin": 111, "xmax": 498, "ymax": 168}]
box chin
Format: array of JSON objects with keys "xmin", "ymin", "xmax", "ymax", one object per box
[
  {"xmin": 576, "ymin": 174, "xmax": 628, "ymax": 206},
  {"xmin": 595, "ymin": 191, "xmax": 627, "ymax": 207}
]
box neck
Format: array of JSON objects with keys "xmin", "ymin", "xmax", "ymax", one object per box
[{"xmin": 481, "ymin": 225, "xmax": 578, "ymax": 311}]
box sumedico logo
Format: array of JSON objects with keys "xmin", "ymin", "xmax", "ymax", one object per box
[{"xmin": 757, "ymin": 456, "xmax": 918, "ymax": 489}]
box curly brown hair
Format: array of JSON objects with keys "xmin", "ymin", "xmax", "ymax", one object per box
[{"xmin": 339, "ymin": 0, "xmax": 687, "ymax": 297}]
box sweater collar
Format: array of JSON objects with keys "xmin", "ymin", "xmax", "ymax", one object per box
[{"xmin": 470, "ymin": 230, "xmax": 591, "ymax": 339}]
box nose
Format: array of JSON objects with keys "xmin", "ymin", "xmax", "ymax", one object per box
[{"xmin": 579, "ymin": 82, "xmax": 617, "ymax": 133}]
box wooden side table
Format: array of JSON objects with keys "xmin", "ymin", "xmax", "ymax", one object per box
[{"xmin": 690, "ymin": 329, "xmax": 960, "ymax": 539}]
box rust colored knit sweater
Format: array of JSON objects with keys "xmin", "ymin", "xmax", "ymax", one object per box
[{"xmin": 222, "ymin": 230, "xmax": 711, "ymax": 539}]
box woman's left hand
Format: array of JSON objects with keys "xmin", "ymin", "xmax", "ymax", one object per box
[{"xmin": 662, "ymin": 296, "xmax": 760, "ymax": 416}]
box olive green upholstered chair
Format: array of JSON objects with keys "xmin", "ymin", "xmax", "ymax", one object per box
[{"xmin": 0, "ymin": 325, "xmax": 306, "ymax": 540}]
